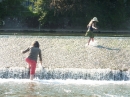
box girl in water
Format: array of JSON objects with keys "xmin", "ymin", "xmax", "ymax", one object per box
[
  {"xmin": 85, "ymin": 17, "xmax": 98, "ymax": 45},
  {"xmin": 22, "ymin": 41, "xmax": 42, "ymax": 80}
]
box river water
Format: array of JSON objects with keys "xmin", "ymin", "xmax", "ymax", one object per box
[
  {"xmin": 0, "ymin": 35, "xmax": 130, "ymax": 97},
  {"xmin": 0, "ymin": 79, "xmax": 130, "ymax": 97}
]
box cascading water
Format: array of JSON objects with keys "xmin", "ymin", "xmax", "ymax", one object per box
[
  {"xmin": 0, "ymin": 68, "xmax": 130, "ymax": 80},
  {"xmin": 1, "ymin": 35, "xmax": 130, "ymax": 97},
  {"xmin": 0, "ymin": 35, "xmax": 130, "ymax": 80}
]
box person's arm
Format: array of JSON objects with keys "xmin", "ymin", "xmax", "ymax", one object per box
[
  {"xmin": 22, "ymin": 48, "xmax": 30, "ymax": 54},
  {"xmin": 92, "ymin": 23, "xmax": 97, "ymax": 29},
  {"xmin": 39, "ymin": 49, "xmax": 42, "ymax": 67},
  {"xmin": 87, "ymin": 24, "xmax": 89, "ymax": 28}
]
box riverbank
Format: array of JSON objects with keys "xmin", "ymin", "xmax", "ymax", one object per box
[
  {"xmin": 0, "ymin": 28, "xmax": 130, "ymax": 33},
  {"xmin": 1, "ymin": 28, "xmax": 130, "ymax": 37}
]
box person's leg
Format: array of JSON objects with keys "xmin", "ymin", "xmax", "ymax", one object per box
[
  {"xmin": 91, "ymin": 31, "xmax": 94, "ymax": 42},
  {"xmin": 30, "ymin": 60, "xmax": 36, "ymax": 80},
  {"xmin": 92, "ymin": 38, "xmax": 94, "ymax": 42},
  {"xmin": 88, "ymin": 38, "xmax": 92, "ymax": 45},
  {"xmin": 30, "ymin": 75, "xmax": 35, "ymax": 80},
  {"xmin": 26, "ymin": 58, "xmax": 31, "ymax": 78},
  {"xmin": 26, "ymin": 58, "xmax": 36, "ymax": 80}
]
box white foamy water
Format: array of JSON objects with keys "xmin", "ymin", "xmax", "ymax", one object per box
[
  {"xmin": 0, "ymin": 79, "xmax": 130, "ymax": 97},
  {"xmin": 85, "ymin": 40, "xmax": 98, "ymax": 47},
  {"xmin": 0, "ymin": 79, "xmax": 130, "ymax": 85},
  {"xmin": 1, "ymin": 36, "xmax": 130, "ymax": 96}
]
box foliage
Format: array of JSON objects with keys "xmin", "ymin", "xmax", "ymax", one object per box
[
  {"xmin": 0, "ymin": 0, "xmax": 25, "ymax": 18},
  {"xmin": 0, "ymin": 0, "xmax": 130, "ymax": 29},
  {"xmin": 33, "ymin": 0, "xmax": 129, "ymax": 29},
  {"xmin": 0, "ymin": 0, "xmax": 39, "ymax": 28}
]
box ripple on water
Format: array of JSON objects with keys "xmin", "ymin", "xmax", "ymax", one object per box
[{"xmin": 0, "ymin": 79, "xmax": 130, "ymax": 97}]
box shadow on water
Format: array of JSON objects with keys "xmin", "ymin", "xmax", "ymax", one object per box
[{"xmin": 94, "ymin": 45, "xmax": 120, "ymax": 51}]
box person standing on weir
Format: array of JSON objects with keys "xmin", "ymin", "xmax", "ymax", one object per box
[
  {"xmin": 22, "ymin": 41, "xmax": 42, "ymax": 80},
  {"xmin": 85, "ymin": 17, "xmax": 98, "ymax": 45}
]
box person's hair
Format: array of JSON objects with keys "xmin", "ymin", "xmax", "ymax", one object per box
[
  {"xmin": 87, "ymin": 19, "xmax": 96, "ymax": 27},
  {"xmin": 87, "ymin": 19, "xmax": 92, "ymax": 26},
  {"xmin": 32, "ymin": 41, "xmax": 40, "ymax": 48}
]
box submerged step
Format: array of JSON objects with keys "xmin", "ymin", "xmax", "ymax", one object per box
[{"xmin": 0, "ymin": 67, "xmax": 129, "ymax": 81}]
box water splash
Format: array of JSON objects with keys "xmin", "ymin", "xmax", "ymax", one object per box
[
  {"xmin": 0, "ymin": 68, "xmax": 130, "ymax": 81},
  {"xmin": 1, "ymin": 36, "xmax": 130, "ymax": 81},
  {"xmin": 85, "ymin": 40, "xmax": 98, "ymax": 47}
]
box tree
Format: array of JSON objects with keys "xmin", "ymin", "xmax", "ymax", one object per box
[
  {"xmin": 0, "ymin": 0, "xmax": 130, "ymax": 30},
  {"xmin": 0, "ymin": 0, "xmax": 25, "ymax": 18}
]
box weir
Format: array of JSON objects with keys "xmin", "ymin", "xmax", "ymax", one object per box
[
  {"xmin": 0, "ymin": 35, "xmax": 130, "ymax": 80},
  {"xmin": 0, "ymin": 68, "xmax": 130, "ymax": 80}
]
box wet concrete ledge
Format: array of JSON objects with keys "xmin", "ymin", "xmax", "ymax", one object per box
[
  {"xmin": 0, "ymin": 67, "xmax": 129, "ymax": 80},
  {"xmin": 0, "ymin": 28, "xmax": 130, "ymax": 33}
]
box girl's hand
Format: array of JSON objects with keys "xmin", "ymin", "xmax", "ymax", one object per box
[
  {"xmin": 38, "ymin": 61, "xmax": 43, "ymax": 68},
  {"xmin": 40, "ymin": 61, "xmax": 42, "ymax": 65},
  {"xmin": 21, "ymin": 50, "xmax": 23, "ymax": 53}
]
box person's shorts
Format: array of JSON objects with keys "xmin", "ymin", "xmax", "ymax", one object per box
[
  {"xmin": 26, "ymin": 58, "xmax": 37, "ymax": 75},
  {"xmin": 85, "ymin": 31, "xmax": 94, "ymax": 38}
]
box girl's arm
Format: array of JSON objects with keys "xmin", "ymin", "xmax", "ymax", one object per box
[
  {"xmin": 39, "ymin": 49, "xmax": 42, "ymax": 65},
  {"xmin": 92, "ymin": 23, "xmax": 97, "ymax": 29},
  {"xmin": 22, "ymin": 48, "xmax": 30, "ymax": 54}
]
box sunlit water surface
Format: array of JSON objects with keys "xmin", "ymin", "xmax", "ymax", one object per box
[
  {"xmin": 0, "ymin": 79, "xmax": 130, "ymax": 97},
  {"xmin": 1, "ymin": 35, "xmax": 130, "ymax": 97}
]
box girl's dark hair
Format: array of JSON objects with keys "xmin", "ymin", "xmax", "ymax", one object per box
[{"xmin": 32, "ymin": 41, "xmax": 40, "ymax": 48}]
